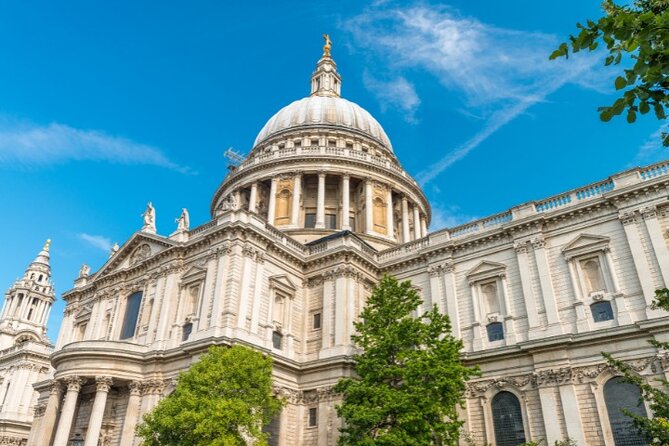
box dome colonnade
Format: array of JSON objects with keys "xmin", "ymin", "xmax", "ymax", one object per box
[{"xmin": 211, "ymin": 41, "xmax": 429, "ymax": 248}]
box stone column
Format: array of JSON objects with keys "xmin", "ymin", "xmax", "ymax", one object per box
[
  {"xmin": 365, "ymin": 179, "xmax": 373, "ymax": 234},
  {"xmin": 620, "ymin": 211, "xmax": 658, "ymax": 312},
  {"xmin": 321, "ymin": 273, "xmax": 334, "ymax": 350},
  {"xmin": 291, "ymin": 173, "xmax": 302, "ymax": 227},
  {"xmin": 267, "ymin": 177, "xmax": 278, "ymax": 225},
  {"xmin": 316, "ymin": 173, "xmax": 326, "ymax": 229},
  {"xmin": 515, "ymin": 242, "xmax": 540, "ymax": 335},
  {"xmin": 35, "ymin": 380, "xmax": 62, "ymax": 446},
  {"xmin": 531, "ymin": 237, "xmax": 562, "ymax": 334},
  {"xmin": 119, "ymin": 381, "xmax": 142, "ymax": 446},
  {"xmin": 386, "ymin": 188, "xmax": 394, "ymax": 238},
  {"xmin": 537, "ymin": 386, "xmax": 562, "ymax": 443},
  {"xmin": 642, "ymin": 206, "xmax": 669, "ymax": 286},
  {"xmin": 558, "ymin": 384, "xmax": 587, "ymax": 445},
  {"xmin": 401, "ymin": 196, "xmax": 410, "ymax": 242},
  {"xmin": 420, "ymin": 215, "xmax": 427, "ymax": 237},
  {"xmin": 413, "ymin": 205, "xmax": 421, "ymax": 239},
  {"xmin": 83, "ymin": 377, "xmax": 113, "ymax": 446},
  {"xmin": 52, "ymin": 376, "xmax": 84, "ymax": 446},
  {"xmin": 341, "ymin": 175, "xmax": 350, "ymax": 230},
  {"xmin": 248, "ymin": 182, "xmax": 258, "ymax": 213}
]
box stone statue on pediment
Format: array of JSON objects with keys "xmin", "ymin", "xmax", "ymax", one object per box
[
  {"xmin": 176, "ymin": 208, "xmax": 190, "ymax": 231},
  {"xmin": 142, "ymin": 202, "xmax": 156, "ymax": 234},
  {"xmin": 78, "ymin": 263, "xmax": 90, "ymax": 278}
]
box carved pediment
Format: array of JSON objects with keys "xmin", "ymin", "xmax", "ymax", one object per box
[
  {"xmin": 465, "ymin": 260, "xmax": 506, "ymax": 283},
  {"xmin": 562, "ymin": 234, "xmax": 610, "ymax": 260},
  {"xmin": 95, "ymin": 233, "xmax": 176, "ymax": 279},
  {"xmin": 74, "ymin": 305, "xmax": 93, "ymax": 323},
  {"xmin": 269, "ymin": 275, "xmax": 297, "ymax": 293},
  {"xmin": 180, "ymin": 265, "xmax": 206, "ymax": 284}
]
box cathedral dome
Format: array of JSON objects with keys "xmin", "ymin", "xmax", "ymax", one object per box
[{"xmin": 253, "ymin": 95, "xmax": 393, "ymax": 152}]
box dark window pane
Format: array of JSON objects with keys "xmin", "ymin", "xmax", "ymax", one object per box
[
  {"xmin": 592, "ymin": 301, "xmax": 614, "ymax": 322},
  {"xmin": 305, "ymin": 213, "xmax": 317, "ymax": 228},
  {"xmin": 487, "ymin": 322, "xmax": 504, "ymax": 342},
  {"xmin": 492, "ymin": 392, "xmax": 526, "ymax": 446},
  {"xmin": 308, "ymin": 407, "xmax": 318, "ymax": 427},
  {"xmin": 313, "ymin": 313, "xmax": 321, "ymax": 329},
  {"xmin": 182, "ymin": 322, "xmax": 193, "ymax": 341},
  {"xmin": 272, "ymin": 331, "xmax": 283, "ymax": 349},
  {"xmin": 605, "ymin": 377, "xmax": 648, "ymax": 446},
  {"xmin": 325, "ymin": 214, "xmax": 337, "ymax": 229},
  {"xmin": 120, "ymin": 292, "xmax": 143, "ymax": 340}
]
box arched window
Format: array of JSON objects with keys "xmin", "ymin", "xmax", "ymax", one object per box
[
  {"xmin": 492, "ymin": 391, "xmax": 526, "ymax": 446},
  {"xmin": 604, "ymin": 377, "xmax": 648, "ymax": 446},
  {"xmin": 591, "ymin": 301, "xmax": 614, "ymax": 322},
  {"xmin": 487, "ymin": 322, "xmax": 504, "ymax": 342},
  {"xmin": 372, "ymin": 197, "xmax": 387, "ymax": 234},
  {"xmin": 274, "ymin": 189, "xmax": 292, "ymax": 226},
  {"xmin": 120, "ymin": 291, "xmax": 143, "ymax": 340}
]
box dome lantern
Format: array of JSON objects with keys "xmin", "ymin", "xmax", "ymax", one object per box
[{"xmin": 310, "ymin": 34, "xmax": 341, "ymax": 98}]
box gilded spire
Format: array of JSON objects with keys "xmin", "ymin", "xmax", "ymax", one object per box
[
  {"xmin": 322, "ymin": 34, "xmax": 332, "ymax": 58},
  {"xmin": 43, "ymin": 239, "xmax": 51, "ymax": 252},
  {"xmin": 311, "ymin": 34, "xmax": 341, "ymax": 97}
]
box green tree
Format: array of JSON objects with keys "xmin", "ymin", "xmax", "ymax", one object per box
[
  {"xmin": 550, "ymin": 0, "xmax": 669, "ymax": 144},
  {"xmin": 603, "ymin": 288, "xmax": 669, "ymax": 444},
  {"xmin": 137, "ymin": 345, "xmax": 284, "ymax": 446},
  {"xmin": 335, "ymin": 275, "xmax": 477, "ymax": 446}
]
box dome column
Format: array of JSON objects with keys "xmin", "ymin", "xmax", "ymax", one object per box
[
  {"xmin": 341, "ymin": 175, "xmax": 351, "ymax": 230},
  {"xmin": 386, "ymin": 188, "xmax": 394, "ymax": 240},
  {"xmin": 365, "ymin": 179, "xmax": 373, "ymax": 234},
  {"xmin": 316, "ymin": 173, "xmax": 326, "ymax": 229},
  {"xmin": 401, "ymin": 196, "xmax": 410, "ymax": 242},
  {"xmin": 249, "ymin": 182, "xmax": 258, "ymax": 213},
  {"xmin": 413, "ymin": 205, "xmax": 421, "ymax": 239},
  {"xmin": 52, "ymin": 376, "xmax": 84, "ymax": 446},
  {"xmin": 291, "ymin": 173, "xmax": 302, "ymax": 227},
  {"xmin": 268, "ymin": 178, "xmax": 278, "ymax": 224},
  {"xmin": 420, "ymin": 215, "xmax": 428, "ymax": 237}
]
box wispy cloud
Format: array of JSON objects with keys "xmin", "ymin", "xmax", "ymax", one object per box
[
  {"xmin": 344, "ymin": 4, "xmax": 603, "ymax": 184},
  {"xmin": 363, "ymin": 71, "xmax": 421, "ymax": 123},
  {"xmin": 429, "ymin": 204, "xmax": 478, "ymax": 230},
  {"xmin": 78, "ymin": 233, "xmax": 112, "ymax": 252},
  {"xmin": 629, "ymin": 125, "xmax": 669, "ymax": 167},
  {"xmin": 0, "ymin": 117, "xmax": 192, "ymax": 173}
]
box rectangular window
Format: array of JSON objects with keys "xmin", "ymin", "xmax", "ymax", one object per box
[
  {"xmin": 345, "ymin": 142, "xmax": 353, "ymax": 149},
  {"xmin": 591, "ymin": 301, "xmax": 614, "ymax": 322},
  {"xmin": 313, "ymin": 313, "xmax": 321, "ymax": 330},
  {"xmin": 272, "ymin": 331, "xmax": 283, "ymax": 349},
  {"xmin": 310, "ymin": 138, "xmax": 319, "ymax": 147},
  {"xmin": 120, "ymin": 291, "xmax": 143, "ymax": 340},
  {"xmin": 305, "ymin": 213, "xmax": 317, "ymax": 228},
  {"xmin": 308, "ymin": 407, "xmax": 318, "ymax": 427},
  {"xmin": 182, "ymin": 322, "xmax": 193, "ymax": 341},
  {"xmin": 327, "ymin": 139, "xmax": 336, "ymax": 147},
  {"xmin": 486, "ymin": 322, "xmax": 504, "ymax": 342},
  {"xmin": 325, "ymin": 214, "xmax": 337, "ymax": 229},
  {"xmin": 294, "ymin": 140, "xmax": 302, "ymax": 147}
]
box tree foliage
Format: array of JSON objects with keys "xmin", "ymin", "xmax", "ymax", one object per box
[
  {"xmin": 335, "ymin": 275, "xmax": 477, "ymax": 446},
  {"xmin": 604, "ymin": 288, "xmax": 669, "ymax": 444},
  {"xmin": 137, "ymin": 345, "xmax": 284, "ymax": 446},
  {"xmin": 550, "ymin": 0, "xmax": 669, "ymax": 144}
]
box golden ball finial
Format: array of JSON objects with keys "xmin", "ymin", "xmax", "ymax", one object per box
[
  {"xmin": 44, "ymin": 239, "xmax": 51, "ymax": 251},
  {"xmin": 322, "ymin": 34, "xmax": 332, "ymax": 58}
]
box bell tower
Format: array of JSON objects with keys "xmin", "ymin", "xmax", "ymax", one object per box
[{"xmin": 0, "ymin": 239, "xmax": 55, "ymax": 349}]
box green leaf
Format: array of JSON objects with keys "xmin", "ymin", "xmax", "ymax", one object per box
[
  {"xmin": 655, "ymin": 103, "xmax": 666, "ymax": 119},
  {"xmin": 627, "ymin": 108, "xmax": 637, "ymax": 123},
  {"xmin": 615, "ymin": 76, "xmax": 627, "ymax": 90},
  {"xmin": 600, "ymin": 107, "xmax": 614, "ymax": 122},
  {"xmin": 639, "ymin": 100, "xmax": 650, "ymax": 114}
]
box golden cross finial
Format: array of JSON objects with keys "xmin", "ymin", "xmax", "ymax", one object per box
[
  {"xmin": 43, "ymin": 239, "xmax": 51, "ymax": 251},
  {"xmin": 323, "ymin": 34, "xmax": 332, "ymax": 58}
]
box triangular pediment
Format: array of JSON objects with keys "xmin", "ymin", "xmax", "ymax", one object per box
[
  {"xmin": 269, "ymin": 274, "xmax": 297, "ymax": 292},
  {"xmin": 74, "ymin": 304, "xmax": 93, "ymax": 322},
  {"xmin": 466, "ymin": 260, "xmax": 506, "ymax": 278},
  {"xmin": 181, "ymin": 265, "xmax": 207, "ymax": 282},
  {"xmin": 562, "ymin": 233, "xmax": 610, "ymax": 260},
  {"xmin": 94, "ymin": 232, "xmax": 176, "ymax": 279}
]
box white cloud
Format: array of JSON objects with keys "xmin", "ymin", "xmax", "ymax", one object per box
[
  {"xmin": 629, "ymin": 125, "xmax": 669, "ymax": 167},
  {"xmin": 0, "ymin": 117, "xmax": 192, "ymax": 173},
  {"xmin": 78, "ymin": 233, "xmax": 112, "ymax": 252},
  {"xmin": 429, "ymin": 204, "xmax": 478, "ymax": 230},
  {"xmin": 363, "ymin": 72, "xmax": 421, "ymax": 123},
  {"xmin": 345, "ymin": 4, "xmax": 603, "ymax": 184}
]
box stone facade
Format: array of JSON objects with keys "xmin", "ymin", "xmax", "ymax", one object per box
[{"xmin": 8, "ymin": 41, "xmax": 669, "ymax": 445}]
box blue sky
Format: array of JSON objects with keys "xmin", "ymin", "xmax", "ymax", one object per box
[{"xmin": 0, "ymin": 1, "xmax": 666, "ymax": 340}]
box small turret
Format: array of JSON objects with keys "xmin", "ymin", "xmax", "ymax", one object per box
[
  {"xmin": 310, "ymin": 34, "xmax": 342, "ymax": 97},
  {"xmin": 0, "ymin": 239, "xmax": 55, "ymax": 348}
]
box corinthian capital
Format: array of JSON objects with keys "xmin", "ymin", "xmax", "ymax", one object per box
[
  {"xmin": 63, "ymin": 376, "xmax": 84, "ymax": 392},
  {"xmin": 95, "ymin": 376, "xmax": 113, "ymax": 392}
]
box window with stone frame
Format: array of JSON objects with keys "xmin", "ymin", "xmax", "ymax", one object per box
[
  {"xmin": 466, "ymin": 261, "xmax": 513, "ymax": 347},
  {"xmin": 268, "ymin": 275, "xmax": 297, "ymax": 348},
  {"xmin": 562, "ymin": 234, "xmax": 617, "ymax": 300},
  {"xmin": 491, "ymin": 391, "xmax": 527, "ymax": 446},
  {"xmin": 120, "ymin": 291, "xmax": 143, "ymax": 340},
  {"xmin": 604, "ymin": 377, "xmax": 648, "ymax": 446}
]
